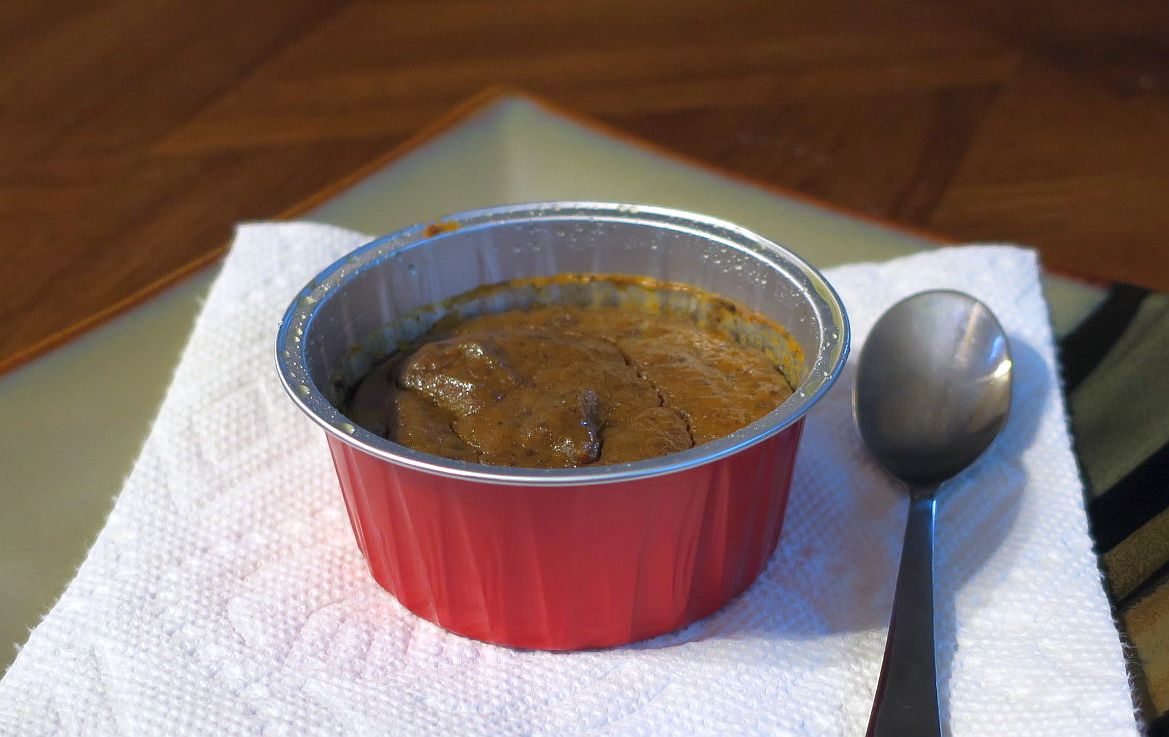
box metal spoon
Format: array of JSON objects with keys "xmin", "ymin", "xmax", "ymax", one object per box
[{"xmin": 854, "ymin": 290, "xmax": 1013, "ymax": 737}]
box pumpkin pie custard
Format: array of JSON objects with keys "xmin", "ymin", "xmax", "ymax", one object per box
[{"xmin": 343, "ymin": 276, "xmax": 800, "ymax": 468}]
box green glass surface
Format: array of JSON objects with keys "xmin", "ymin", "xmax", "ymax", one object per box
[{"xmin": 0, "ymin": 95, "xmax": 1103, "ymax": 674}]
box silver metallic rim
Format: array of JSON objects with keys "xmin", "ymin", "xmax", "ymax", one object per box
[{"xmin": 275, "ymin": 202, "xmax": 850, "ymax": 486}]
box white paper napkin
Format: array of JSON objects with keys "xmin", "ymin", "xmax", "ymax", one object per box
[{"xmin": 0, "ymin": 223, "xmax": 1139, "ymax": 736}]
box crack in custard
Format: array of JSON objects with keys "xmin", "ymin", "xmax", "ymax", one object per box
[{"xmin": 604, "ymin": 337, "xmax": 699, "ymax": 452}]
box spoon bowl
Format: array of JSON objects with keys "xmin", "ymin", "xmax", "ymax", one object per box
[
  {"xmin": 854, "ymin": 289, "xmax": 1012, "ymax": 737},
  {"xmin": 856, "ymin": 290, "xmax": 1012, "ymax": 486}
]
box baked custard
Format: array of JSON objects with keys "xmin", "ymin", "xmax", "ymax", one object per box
[{"xmin": 343, "ymin": 276, "xmax": 800, "ymax": 468}]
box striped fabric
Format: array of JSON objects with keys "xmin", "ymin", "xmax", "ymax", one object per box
[{"xmin": 1060, "ymin": 285, "xmax": 1169, "ymax": 735}]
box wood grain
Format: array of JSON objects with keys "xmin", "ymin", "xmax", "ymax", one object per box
[{"xmin": 3, "ymin": 0, "xmax": 1168, "ymax": 372}]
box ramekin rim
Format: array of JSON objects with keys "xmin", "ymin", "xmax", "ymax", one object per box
[{"xmin": 275, "ymin": 202, "xmax": 850, "ymax": 487}]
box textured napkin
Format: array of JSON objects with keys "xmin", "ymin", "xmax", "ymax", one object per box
[{"xmin": 0, "ymin": 223, "xmax": 1138, "ymax": 736}]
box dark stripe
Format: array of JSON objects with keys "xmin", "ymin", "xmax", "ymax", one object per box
[
  {"xmin": 1059, "ymin": 284, "xmax": 1148, "ymax": 393},
  {"xmin": 1117, "ymin": 554, "xmax": 1169, "ymax": 612},
  {"xmin": 1149, "ymin": 709, "xmax": 1169, "ymax": 737},
  {"xmin": 1088, "ymin": 440, "xmax": 1169, "ymax": 552}
]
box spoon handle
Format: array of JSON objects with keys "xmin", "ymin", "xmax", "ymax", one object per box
[{"xmin": 866, "ymin": 488, "xmax": 941, "ymax": 737}]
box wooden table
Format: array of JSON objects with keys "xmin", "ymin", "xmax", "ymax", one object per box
[{"xmin": 3, "ymin": 0, "xmax": 1168, "ymax": 373}]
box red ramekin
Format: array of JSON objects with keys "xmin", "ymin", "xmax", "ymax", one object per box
[{"xmin": 276, "ymin": 203, "xmax": 849, "ymax": 650}]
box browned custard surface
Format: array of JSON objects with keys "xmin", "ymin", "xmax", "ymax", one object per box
[{"xmin": 345, "ymin": 291, "xmax": 798, "ymax": 468}]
